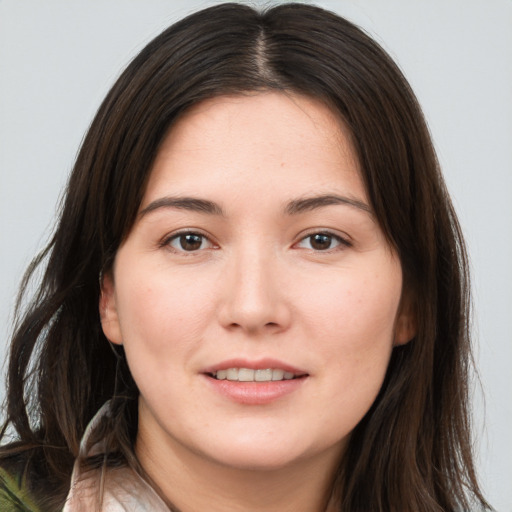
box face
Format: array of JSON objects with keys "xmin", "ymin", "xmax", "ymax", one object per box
[{"xmin": 101, "ymin": 92, "xmax": 414, "ymax": 474}]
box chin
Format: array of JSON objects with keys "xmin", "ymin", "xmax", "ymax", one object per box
[
  {"xmin": 195, "ymin": 433, "xmax": 342, "ymax": 473},
  {"xmin": 205, "ymin": 447, "xmax": 306, "ymax": 472}
]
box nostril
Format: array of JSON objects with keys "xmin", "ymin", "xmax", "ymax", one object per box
[{"xmin": 218, "ymin": 295, "xmax": 292, "ymax": 334}]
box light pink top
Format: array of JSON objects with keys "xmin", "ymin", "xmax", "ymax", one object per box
[{"xmin": 63, "ymin": 402, "xmax": 169, "ymax": 511}]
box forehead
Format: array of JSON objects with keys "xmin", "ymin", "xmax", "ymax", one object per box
[{"xmin": 143, "ymin": 92, "xmax": 366, "ymax": 208}]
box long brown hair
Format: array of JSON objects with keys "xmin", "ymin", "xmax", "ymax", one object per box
[{"xmin": 1, "ymin": 3, "xmax": 490, "ymax": 510}]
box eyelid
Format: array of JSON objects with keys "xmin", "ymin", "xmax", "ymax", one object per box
[
  {"xmin": 293, "ymin": 229, "xmax": 352, "ymax": 251},
  {"xmin": 159, "ymin": 228, "xmax": 351, "ymax": 253},
  {"xmin": 160, "ymin": 229, "xmax": 218, "ymax": 253}
]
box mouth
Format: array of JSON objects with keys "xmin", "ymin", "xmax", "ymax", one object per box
[
  {"xmin": 203, "ymin": 360, "xmax": 308, "ymax": 404},
  {"xmin": 208, "ymin": 368, "xmax": 307, "ymax": 382}
]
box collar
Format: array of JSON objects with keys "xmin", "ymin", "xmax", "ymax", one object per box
[{"xmin": 63, "ymin": 402, "xmax": 169, "ymax": 511}]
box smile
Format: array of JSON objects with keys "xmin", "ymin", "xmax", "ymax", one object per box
[
  {"xmin": 211, "ymin": 368, "xmax": 302, "ymax": 382},
  {"xmin": 204, "ymin": 362, "xmax": 309, "ymax": 404}
]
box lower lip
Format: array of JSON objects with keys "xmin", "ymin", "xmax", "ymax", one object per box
[{"xmin": 204, "ymin": 375, "xmax": 307, "ymax": 405}]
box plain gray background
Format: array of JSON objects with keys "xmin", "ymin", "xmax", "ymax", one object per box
[{"xmin": 1, "ymin": 0, "xmax": 511, "ymax": 509}]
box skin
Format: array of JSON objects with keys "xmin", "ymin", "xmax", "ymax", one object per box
[{"xmin": 100, "ymin": 92, "xmax": 415, "ymax": 512}]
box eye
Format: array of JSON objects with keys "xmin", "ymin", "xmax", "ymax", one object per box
[
  {"xmin": 166, "ymin": 232, "xmax": 214, "ymax": 252},
  {"xmin": 296, "ymin": 232, "xmax": 349, "ymax": 251}
]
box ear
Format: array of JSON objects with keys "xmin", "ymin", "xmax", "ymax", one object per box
[
  {"xmin": 394, "ymin": 290, "xmax": 417, "ymax": 346},
  {"xmin": 99, "ymin": 272, "xmax": 123, "ymax": 345}
]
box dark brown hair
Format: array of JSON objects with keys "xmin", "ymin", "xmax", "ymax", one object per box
[{"xmin": 1, "ymin": 3, "xmax": 490, "ymax": 510}]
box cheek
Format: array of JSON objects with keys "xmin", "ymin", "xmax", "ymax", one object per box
[
  {"xmin": 114, "ymin": 265, "xmax": 216, "ymax": 356},
  {"xmin": 299, "ymin": 272, "xmax": 401, "ymax": 436},
  {"xmin": 299, "ymin": 264, "xmax": 402, "ymax": 391},
  {"xmin": 305, "ymin": 270, "xmax": 400, "ymax": 341},
  {"xmin": 114, "ymin": 272, "xmax": 213, "ymax": 409}
]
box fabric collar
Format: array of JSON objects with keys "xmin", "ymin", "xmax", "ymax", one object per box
[{"xmin": 63, "ymin": 402, "xmax": 169, "ymax": 511}]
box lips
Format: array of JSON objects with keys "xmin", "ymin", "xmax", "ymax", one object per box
[
  {"xmin": 202, "ymin": 359, "xmax": 309, "ymax": 404},
  {"xmin": 212, "ymin": 368, "xmax": 299, "ymax": 382},
  {"xmin": 202, "ymin": 358, "xmax": 308, "ymax": 381}
]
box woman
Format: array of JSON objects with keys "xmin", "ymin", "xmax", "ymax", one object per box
[{"xmin": 0, "ymin": 3, "xmax": 491, "ymax": 511}]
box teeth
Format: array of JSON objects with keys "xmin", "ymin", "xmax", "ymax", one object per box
[
  {"xmin": 226, "ymin": 368, "xmax": 239, "ymax": 380},
  {"xmin": 272, "ymin": 369, "xmax": 284, "ymax": 381},
  {"xmin": 255, "ymin": 369, "xmax": 273, "ymax": 381},
  {"xmin": 213, "ymin": 368, "xmax": 301, "ymax": 382},
  {"xmin": 238, "ymin": 368, "xmax": 254, "ymax": 381}
]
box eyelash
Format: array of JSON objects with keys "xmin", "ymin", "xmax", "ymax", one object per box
[
  {"xmin": 294, "ymin": 231, "xmax": 352, "ymax": 252},
  {"xmin": 161, "ymin": 230, "xmax": 217, "ymax": 254},
  {"xmin": 161, "ymin": 229, "xmax": 351, "ymax": 254}
]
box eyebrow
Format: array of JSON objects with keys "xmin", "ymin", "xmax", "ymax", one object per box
[
  {"xmin": 284, "ymin": 194, "xmax": 371, "ymax": 215},
  {"xmin": 139, "ymin": 193, "xmax": 371, "ymax": 219},
  {"xmin": 139, "ymin": 197, "xmax": 225, "ymax": 218}
]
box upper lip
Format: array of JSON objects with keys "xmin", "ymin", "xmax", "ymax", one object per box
[{"xmin": 201, "ymin": 358, "xmax": 308, "ymax": 376}]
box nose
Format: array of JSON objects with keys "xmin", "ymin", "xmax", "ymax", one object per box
[{"xmin": 217, "ymin": 247, "xmax": 292, "ymax": 335}]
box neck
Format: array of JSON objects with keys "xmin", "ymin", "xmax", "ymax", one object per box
[{"xmin": 136, "ymin": 430, "xmax": 342, "ymax": 512}]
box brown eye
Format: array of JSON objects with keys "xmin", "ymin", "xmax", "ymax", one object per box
[
  {"xmin": 310, "ymin": 233, "xmax": 334, "ymax": 250},
  {"xmin": 168, "ymin": 232, "xmax": 210, "ymax": 252},
  {"xmin": 296, "ymin": 232, "xmax": 349, "ymax": 251}
]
